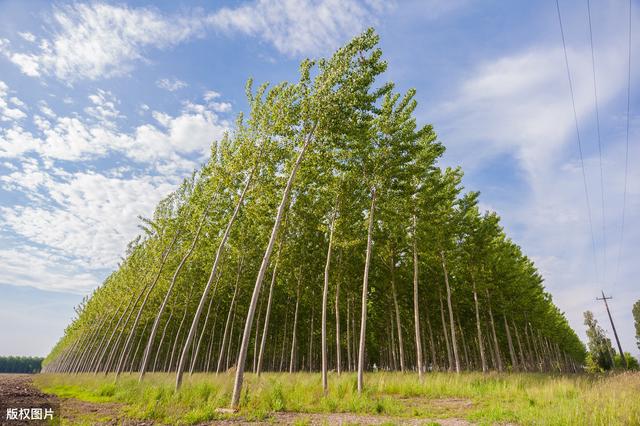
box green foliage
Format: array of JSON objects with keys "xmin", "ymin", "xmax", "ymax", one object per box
[
  {"xmin": 584, "ymin": 311, "xmax": 615, "ymax": 371},
  {"xmin": 0, "ymin": 356, "xmax": 43, "ymax": 373},
  {"xmin": 614, "ymin": 353, "xmax": 639, "ymax": 370}
]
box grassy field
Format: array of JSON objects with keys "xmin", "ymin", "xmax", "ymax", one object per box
[{"xmin": 34, "ymin": 371, "xmax": 640, "ymax": 425}]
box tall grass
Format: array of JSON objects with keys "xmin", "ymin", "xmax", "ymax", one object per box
[{"xmin": 34, "ymin": 371, "xmax": 640, "ymax": 425}]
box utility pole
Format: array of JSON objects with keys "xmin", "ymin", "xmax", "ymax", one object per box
[{"xmin": 596, "ymin": 291, "xmax": 627, "ymax": 369}]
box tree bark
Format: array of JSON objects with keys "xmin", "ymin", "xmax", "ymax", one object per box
[
  {"xmin": 357, "ymin": 186, "xmax": 376, "ymax": 393},
  {"xmin": 390, "ymin": 249, "xmax": 405, "ymax": 372},
  {"xmin": 486, "ymin": 290, "xmax": 503, "ymax": 371},
  {"xmin": 289, "ymin": 270, "xmax": 302, "ymax": 373},
  {"xmin": 412, "ymin": 215, "xmax": 423, "ymax": 378},
  {"xmin": 217, "ymin": 258, "xmax": 243, "ymax": 373},
  {"xmin": 440, "ymin": 251, "xmax": 460, "ymax": 373},
  {"xmin": 257, "ymin": 240, "xmax": 284, "ymax": 376},
  {"xmin": 321, "ymin": 209, "xmax": 337, "ymax": 393},
  {"xmin": 472, "ymin": 277, "xmax": 487, "ymax": 373}
]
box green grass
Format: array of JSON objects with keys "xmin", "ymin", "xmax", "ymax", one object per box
[{"xmin": 34, "ymin": 371, "xmax": 640, "ymax": 425}]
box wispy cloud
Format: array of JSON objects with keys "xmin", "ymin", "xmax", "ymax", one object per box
[
  {"xmin": 156, "ymin": 77, "xmax": 188, "ymax": 91},
  {"xmin": 0, "ymin": 1, "xmax": 388, "ymax": 82}
]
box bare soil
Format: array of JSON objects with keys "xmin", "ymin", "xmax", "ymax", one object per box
[{"xmin": 0, "ymin": 374, "xmax": 149, "ymax": 425}]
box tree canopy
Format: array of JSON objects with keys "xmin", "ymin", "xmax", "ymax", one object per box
[{"xmin": 43, "ymin": 30, "xmax": 586, "ymax": 407}]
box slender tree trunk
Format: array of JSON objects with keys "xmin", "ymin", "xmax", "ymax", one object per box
[
  {"xmin": 335, "ymin": 277, "xmax": 342, "ymax": 375},
  {"xmin": 152, "ymin": 311, "xmax": 173, "ymax": 373},
  {"xmin": 346, "ymin": 295, "xmax": 351, "ymax": 373},
  {"xmin": 390, "ymin": 250, "xmax": 405, "ymax": 372},
  {"xmin": 289, "ymin": 271, "xmax": 301, "ymax": 373},
  {"xmin": 513, "ymin": 320, "xmax": 526, "ymax": 371},
  {"xmin": 357, "ymin": 186, "xmax": 376, "ymax": 393},
  {"xmin": 217, "ymin": 258, "xmax": 244, "ymax": 373},
  {"xmin": 231, "ymin": 124, "xmax": 317, "ymax": 408},
  {"xmin": 504, "ymin": 316, "xmax": 517, "ymax": 370},
  {"xmin": 169, "ymin": 302, "xmax": 189, "ymax": 373},
  {"xmin": 426, "ymin": 313, "xmax": 437, "ymax": 371},
  {"xmin": 486, "ymin": 290, "xmax": 503, "ymax": 371},
  {"xmin": 322, "ymin": 209, "xmax": 337, "ymax": 393},
  {"xmin": 309, "ymin": 303, "xmax": 315, "ymax": 372},
  {"xmin": 440, "ymin": 251, "xmax": 460, "ymax": 373},
  {"xmin": 438, "ymin": 288, "xmax": 453, "ymax": 370},
  {"xmin": 257, "ymin": 241, "xmax": 284, "ymax": 375},
  {"xmin": 412, "ymin": 215, "xmax": 422, "ymax": 378},
  {"xmin": 279, "ymin": 306, "xmax": 289, "ymax": 371},
  {"xmin": 472, "ymin": 277, "xmax": 487, "ymax": 373},
  {"xmin": 189, "ymin": 290, "xmax": 217, "ymax": 375}
]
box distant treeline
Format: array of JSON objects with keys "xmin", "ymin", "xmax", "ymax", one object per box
[{"xmin": 0, "ymin": 356, "xmax": 43, "ymax": 373}]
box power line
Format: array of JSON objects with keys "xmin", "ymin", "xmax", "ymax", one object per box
[
  {"xmin": 614, "ymin": 0, "xmax": 632, "ymax": 290},
  {"xmin": 586, "ymin": 0, "xmax": 607, "ymax": 279},
  {"xmin": 555, "ymin": 0, "xmax": 600, "ymax": 283}
]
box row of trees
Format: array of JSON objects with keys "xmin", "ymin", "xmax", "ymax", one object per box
[
  {"xmin": 0, "ymin": 356, "xmax": 43, "ymax": 373},
  {"xmin": 43, "ymin": 30, "xmax": 585, "ymax": 408}
]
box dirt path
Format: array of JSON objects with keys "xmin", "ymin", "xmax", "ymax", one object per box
[{"xmin": 0, "ymin": 374, "xmax": 150, "ymax": 425}]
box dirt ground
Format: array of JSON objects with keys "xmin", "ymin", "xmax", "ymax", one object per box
[
  {"xmin": 0, "ymin": 374, "xmax": 149, "ymax": 425},
  {"xmin": 0, "ymin": 374, "xmax": 474, "ymax": 425}
]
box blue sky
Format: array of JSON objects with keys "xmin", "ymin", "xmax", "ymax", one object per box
[{"xmin": 0, "ymin": 0, "xmax": 638, "ymax": 359}]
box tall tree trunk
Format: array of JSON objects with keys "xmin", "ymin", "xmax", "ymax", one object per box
[
  {"xmin": 309, "ymin": 303, "xmax": 315, "ymax": 372},
  {"xmin": 152, "ymin": 311, "xmax": 173, "ymax": 372},
  {"xmin": 472, "ymin": 277, "xmax": 487, "ymax": 373},
  {"xmin": 438, "ymin": 288, "xmax": 453, "ymax": 370},
  {"xmin": 346, "ymin": 295, "xmax": 351, "ymax": 372},
  {"xmin": 357, "ymin": 186, "xmax": 376, "ymax": 393},
  {"xmin": 486, "ymin": 290, "xmax": 503, "ymax": 371},
  {"xmin": 504, "ymin": 316, "xmax": 517, "ymax": 370},
  {"xmin": 513, "ymin": 319, "xmax": 527, "ymax": 371},
  {"xmin": 289, "ymin": 271, "xmax": 301, "ymax": 373},
  {"xmin": 257, "ymin": 240, "xmax": 284, "ymax": 376},
  {"xmin": 390, "ymin": 249, "xmax": 405, "ymax": 372},
  {"xmin": 189, "ymin": 289, "xmax": 217, "ymax": 375},
  {"xmin": 231, "ymin": 124, "xmax": 316, "ymax": 408},
  {"xmin": 412, "ymin": 215, "xmax": 423, "ymax": 378},
  {"xmin": 440, "ymin": 251, "xmax": 460, "ymax": 373},
  {"xmin": 321, "ymin": 209, "xmax": 337, "ymax": 393},
  {"xmin": 335, "ymin": 277, "xmax": 342, "ymax": 375},
  {"xmin": 217, "ymin": 258, "xmax": 244, "ymax": 373},
  {"xmin": 426, "ymin": 313, "xmax": 437, "ymax": 371}
]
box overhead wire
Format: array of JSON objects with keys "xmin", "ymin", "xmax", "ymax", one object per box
[
  {"xmin": 555, "ymin": 0, "xmax": 600, "ymax": 284},
  {"xmin": 613, "ymin": 0, "xmax": 632, "ymax": 292},
  {"xmin": 586, "ymin": 0, "xmax": 607, "ymax": 280}
]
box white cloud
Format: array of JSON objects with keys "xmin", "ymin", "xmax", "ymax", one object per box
[
  {"xmin": 2, "ymin": 3, "xmax": 204, "ymax": 81},
  {"xmin": 430, "ymin": 7, "xmax": 640, "ymax": 357},
  {"xmin": 1, "ymin": 163, "xmax": 176, "ymax": 272},
  {"xmin": 18, "ymin": 32, "xmax": 37, "ymax": 43},
  {"xmin": 0, "ymin": 81, "xmax": 27, "ymax": 121},
  {"xmin": 207, "ymin": 0, "xmax": 386, "ymax": 56},
  {"xmin": 2, "ymin": 1, "xmax": 388, "ymax": 82},
  {"xmin": 0, "ymin": 89, "xmax": 228, "ymax": 164},
  {"xmin": 203, "ymin": 90, "xmax": 221, "ymax": 101},
  {"xmin": 157, "ymin": 77, "xmax": 188, "ymax": 91}
]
